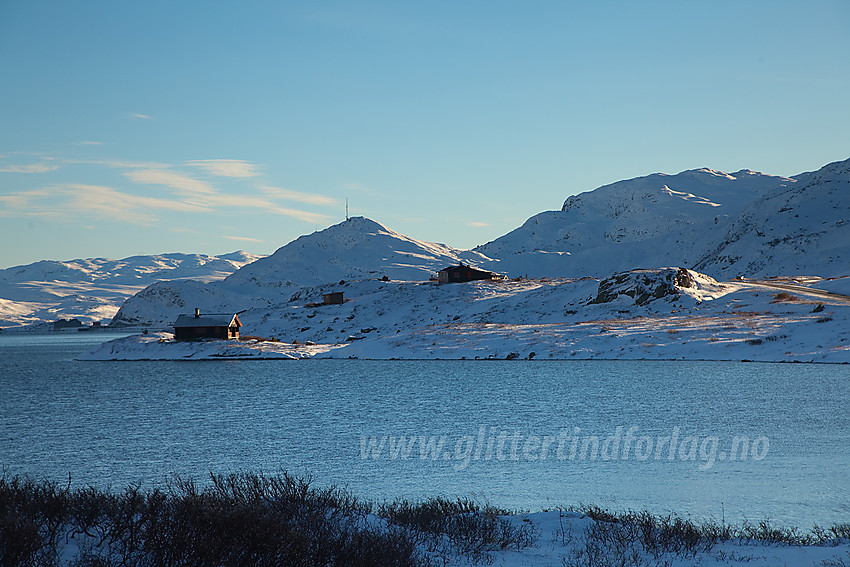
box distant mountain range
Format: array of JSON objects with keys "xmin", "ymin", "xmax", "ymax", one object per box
[
  {"xmin": 0, "ymin": 252, "xmax": 260, "ymax": 329},
  {"xmin": 2, "ymin": 156, "xmax": 847, "ymax": 329}
]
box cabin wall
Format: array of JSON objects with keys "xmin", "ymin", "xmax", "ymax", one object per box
[
  {"xmin": 323, "ymin": 292, "xmax": 344, "ymax": 304},
  {"xmin": 174, "ymin": 326, "xmax": 238, "ymax": 341},
  {"xmin": 438, "ymin": 268, "xmax": 495, "ymax": 284}
]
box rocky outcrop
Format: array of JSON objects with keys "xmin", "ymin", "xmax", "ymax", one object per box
[{"xmin": 590, "ymin": 267, "xmax": 701, "ymax": 306}]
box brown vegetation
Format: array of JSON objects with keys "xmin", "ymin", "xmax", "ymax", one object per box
[{"xmin": 771, "ymin": 292, "xmax": 800, "ymax": 303}]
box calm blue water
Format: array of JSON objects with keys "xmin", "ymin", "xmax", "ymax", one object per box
[{"xmin": 1, "ymin": 333, "xmax": 848, "ymax": 528}]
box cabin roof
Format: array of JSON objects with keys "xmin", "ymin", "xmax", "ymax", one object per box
[
  {"xmin": 439, "ymin": 264, "xmax": 495, "ymax": 275},
  {"xmin": 173, "ymin": 313, "xmax": 241, "ymax": 328}
]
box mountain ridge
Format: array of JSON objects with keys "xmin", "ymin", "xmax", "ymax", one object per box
[{"xmin": 474, "ymin": 165, "xmax": 805, "ymax": 277}]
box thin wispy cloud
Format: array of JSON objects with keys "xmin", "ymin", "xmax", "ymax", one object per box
[
  {"xmin": 197, "ymin": 191, "xmax": 331, "ymax": 223},
  {"xmin": 1, "ymin": 155, "xmax": 331, "ymax": 230},
  {"xmin": 0, "ymin": 163, "xmax": 61, "ymax": 173},
  {"xmin": 130, "ymin": 113, "xmax": 153, "ymax": 120},
  {"xmin": 69, "ymin": 159, "xmax": 171, "ymax": 169},
  {"xmin": 267, "ymin": 206, "xmax": 329, "ymax": 224},
  {"xmin": 125, "ymin": 168, "xmax": 219, "ymax": 198},
  {"xmin": 65, "ymin": 184, "xmax": 207, "ymax": 224},
  {"xmin": 0, "ymin": 184, "xmax": 206, "ymax": 224},
  {"xmin": 74, "ymin": 141, "xmax": 102, "ymax": 146},
  {"xmin": 125, "ymin": 167, "xmax": 331, "ymax": 223},
  {"xmin": 187, "ymin": 159, "xmax": 261, "ymax": 178},
  {"xmin": 260, "ymin": 185, "xmax": 337, "ymax": 206},
  {"xmin": 223, "ymin": 235, "xmax": 263, "ymax": 243},
  {"xmin": 0, "ymin": 188, "xmax": 52, "ymax": 212},
  {"xmin": 467, "ymin": 221, "xmax": 490, "ymax": 227}
]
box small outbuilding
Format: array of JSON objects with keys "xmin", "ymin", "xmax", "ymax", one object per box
[
  {"xmin": 437, "ymin": 264, "xmax": 500, "ymax": 284},
  {"xmin": 173, "ymin": 308, "xmax": 241, "ymax": 341},
  {"xmin": 323, "ymin": 291, "xmax": 345, "ymax": 305}
]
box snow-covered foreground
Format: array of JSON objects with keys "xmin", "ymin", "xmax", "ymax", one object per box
[
  {"xmin": 81, "ymin": 269, "xmax": 850, "ymax": 362},
  {"xmin": 51, "ymin": 506, "xmax": 850, "ymax": 567},
  {"xmin": 473, "ymin": 511, "xmax": 850, "ymax": 567}
]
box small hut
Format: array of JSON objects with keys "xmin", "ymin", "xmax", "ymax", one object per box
[
  {"xmin": 323, "ymin": 291, "xmax": 344, "ymax": 305},
  {"xmin": 437, "ymin": 264, "xmax": 500, "ymax": 284},
  {"xmin": 173, "ymin": 308, "xmax": 241, "ymax": 341}
]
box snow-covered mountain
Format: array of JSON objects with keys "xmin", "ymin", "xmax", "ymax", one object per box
[
  {"xmin": 476, "ymin": 158, "xmax": 849, "ymax": 278},
  {"xmin": 224, "ymin": 216, "xmax": 493, "ymax": 289},
  {"xmin": 110, "ymin": 217, "xmax": 494, "ymax": 327},
  {"xmin": 0, "ymin": 252, "xmax": 260, "ymax": 329},
  {"xmin": 693, "ymin": 158, "xmax": 850, "ymax": 276}
]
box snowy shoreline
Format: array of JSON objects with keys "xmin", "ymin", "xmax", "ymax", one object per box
[
  {"xmin": 80, "ymin": 269, "xmax": 850, "ymax": 363},
  {"xmin": 78, "ymin": 333, "xmax": 850, "ymax": 364}
]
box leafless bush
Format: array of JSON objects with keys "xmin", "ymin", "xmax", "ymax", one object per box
[
  {"xmin": 4, "ymin": 474, "xmax": 848, "ymax": 567},
  {"xmin": 736, "ymin": 518, "xmax": 811, "ymax": 545},
  {"xmin": 379, "ymin": 496, "xmax": 534, "ymax": 562},
  {"xmin": 564, "ymin": 505, "xmax": 850, "ymax": 567},
  {"xmin": 0, "ymin": 473, "xmax": 70, "ymax": 567},
  {"xmin": 832, "ymin": 523, "xmax": 850, "ymax": 541},
  {"xmin": 2, "ymin": 472, "xmax": 421, "ymax": 567}
]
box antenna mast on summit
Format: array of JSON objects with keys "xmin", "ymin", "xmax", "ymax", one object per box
[{"xmin": 345, "ymin": 197, "xmax": 349, "ymax": 221}]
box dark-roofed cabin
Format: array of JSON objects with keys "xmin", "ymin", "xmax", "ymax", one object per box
[
  {"xmin": 173, "ymin": 308, "xmax": 241, "ymax": 341},
  {"xmin": 437, "ymin": 264, "xmax": 499, "ymax": 284},
  {"xmin": 323, "ymin": 291, "xmax": 344, "ymax": 305}
]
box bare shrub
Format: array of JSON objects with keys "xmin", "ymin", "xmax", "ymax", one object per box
[
  {"xmin": 0, "ymin": 473, "xmax": 70, "ymax": 567},
  {"xmin": 830, "ymin": 523, "xmax": 850, "ymax": 541},
  {"xmin": 379, "ymin": 496, "xmax": 534, "ymax": 562},
  {"xmin": 2, "ymin": 472, "xmax": 421, "ymax": 567}
]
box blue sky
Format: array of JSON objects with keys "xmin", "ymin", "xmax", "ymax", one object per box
[{"xmin": 1, "ymin": 1, "xmax": 848, "ymax": 268}]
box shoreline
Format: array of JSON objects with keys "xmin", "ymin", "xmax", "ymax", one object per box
[{"xmin": 76, "ymin": 332, "xmax": 850, "ymax": 364}]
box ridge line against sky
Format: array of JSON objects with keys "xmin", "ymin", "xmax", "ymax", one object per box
[{"xmin": 1, "ymin": 1, "xmax": 848, "ymax": 268}]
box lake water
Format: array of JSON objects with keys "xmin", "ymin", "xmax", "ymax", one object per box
[{"xmin": 1, "ymin": 332, "xmax": 848, "ymax": 529}]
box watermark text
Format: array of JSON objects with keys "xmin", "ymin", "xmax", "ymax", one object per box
[{"xmin": 360, "ymin": 426, "xmax": 769, "ymax": 471}]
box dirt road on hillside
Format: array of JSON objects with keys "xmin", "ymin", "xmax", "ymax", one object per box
[{"xmin": 739, "ymin": 279, "xmax": 850, "ymax": 305}]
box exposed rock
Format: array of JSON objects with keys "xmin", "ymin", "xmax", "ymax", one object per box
[{"xmin": 589, "ymin": 267, "xmax": 702, "ymax": 306}]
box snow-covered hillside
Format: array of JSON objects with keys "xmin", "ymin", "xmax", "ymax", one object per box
[
  {"xmin": 694, "ymin": 158, "xmax": 850, "ymax": 277},
  {"xmin": 84, "ymin": 266, "xmax": 850, "ymax": 363},
  {"xmin": 476, "ymin": 158, "xmax": 849, "ymax": 279},
  {"xmin": 110, "ymin": 217, "xmax": 495, "ymax": 327},
  {"xmin": 0, "ymin": 252, "xmax": 260, "ymax": 329}
]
